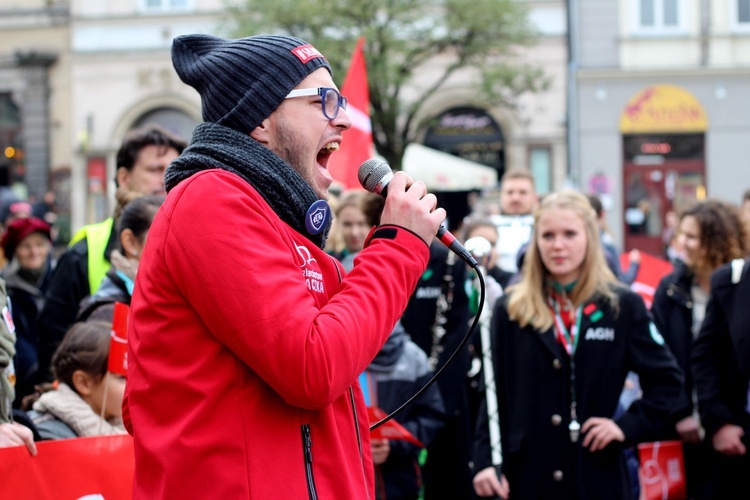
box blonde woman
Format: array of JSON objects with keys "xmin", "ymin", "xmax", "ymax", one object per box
[{"xmin": 472, "ymin": 190, "xmax": 682, "ymax": 499}]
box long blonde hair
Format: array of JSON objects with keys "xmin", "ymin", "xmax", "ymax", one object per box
[{"xmin": 507, "ymin": 190, "xmax": 621, "ymax": 331}]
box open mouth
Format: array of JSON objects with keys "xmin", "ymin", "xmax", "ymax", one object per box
[{"xmin": 317, "ymin": 142, "xmax": 340, "ymax": 167}]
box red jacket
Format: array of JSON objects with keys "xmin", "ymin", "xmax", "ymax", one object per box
[{"xmin": 123, "ymin": 170, "xmax": 429, "ymax": 499}]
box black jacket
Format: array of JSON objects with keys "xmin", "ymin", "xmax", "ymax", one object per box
[
  {"xmin": 651, "ymin": 259, "xmax": 698, "ymax": 423},
  {"xmin": 691, "ymin": 257, "xmax": 750, "ymax": 439},
  {"xmin": 1, "ymin": 255, "xmax": 54, "ymax": 406},
  {"xmin": 399, "ymin": 242, "xmax": 473, "ymax": 499},
  {"xmin": 35, "ymin": 228, "xmax": 117, "ymax": 382},
  {"xmin": 474, "ymin": 287, "xmax": 683, "ymax": 499},
  {"xmin": 368, "ymin": 323, "xmax": 446, "ymax": 500}
]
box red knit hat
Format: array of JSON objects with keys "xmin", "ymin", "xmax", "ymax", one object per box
[{"xmin": 1, "ymin": 217, "xmax": 51, "ymax": 258}]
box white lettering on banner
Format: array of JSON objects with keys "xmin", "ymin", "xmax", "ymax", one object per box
[
  {"xmin": 584, "ymin": 327, "xmax": 615, "ymax": 341},
  {"xmin": 415, "ymin": 286, "xmax": 441, "ymax": 299}
]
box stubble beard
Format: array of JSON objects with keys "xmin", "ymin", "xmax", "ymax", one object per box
[{"xmin": 275, "ymin": 118, "xmax": 317, "ymax": 194}]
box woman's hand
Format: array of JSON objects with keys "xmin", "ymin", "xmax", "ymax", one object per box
[
  {"xmin": 473, "ymin": 466, "xmax": 510, "ymax": 499},
  {"xmin": 581, "ymin": 417, "xmax": 625, "ymax": 452}
]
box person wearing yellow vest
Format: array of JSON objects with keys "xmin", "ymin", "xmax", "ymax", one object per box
[{"xmin": 35, "ymin": 125, "xmax": 185, "ymax": 382}]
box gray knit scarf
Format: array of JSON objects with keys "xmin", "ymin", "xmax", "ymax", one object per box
[{"xmin": 164, "ymin": 122, "xmax": 330, "ymax": 248}]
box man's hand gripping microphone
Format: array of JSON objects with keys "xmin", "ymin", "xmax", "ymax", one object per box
[{"xmin": 358, "ymin": 158, "xmax": 478, "ymax": 268}]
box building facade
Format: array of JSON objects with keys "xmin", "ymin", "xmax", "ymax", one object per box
[
  {"xmin": 572, "ymin": 0, "xmax": 750, "ymax": 254},
  {"xmin": 1, "ymin": 0, "xmax": 569, "ymax": 237}
]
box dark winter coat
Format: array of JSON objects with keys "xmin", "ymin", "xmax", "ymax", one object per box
[
  {"xmin": 692, "ymin": 257, "xmax": 750, "ymax": 439},
  {"xmin": 474, "ymin": 287, "xmax": 683, "ymax": 500},
  {"xmin": 651, "ymin": 259, "xmax": 699, "ymax": 423},
  {"xmin": 367, "ymin": 322, "xmax": 445, "ymax": 500},
  {"xmin": 36, "ymin": 228, "xmax": 117, "ymax": 382},
  {"xmin": 399, "ymin": 242, "xmax": 474, "ymax": 499},
  {"xmin": 1, "ymin": 255, "xmax": 54, "ymax": 405},
  {"xmin": 691, "ymin": 257, "xmax": 750, "ymax": 498}
]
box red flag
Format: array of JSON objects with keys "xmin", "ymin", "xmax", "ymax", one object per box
[
  {"xmin": 108, "ymin": 302, "xmax": 129, "ymax": 377},
  {"xmin": 367, "ymin": 406, "xmax": 424, "ymax": 448},
  {"xmin": 328, "ymin": 37, "xmax": 375, "ymax": 190},
  {"xmin": 620, "ymin": 251, "xmax": 673, "ymax": 309}
]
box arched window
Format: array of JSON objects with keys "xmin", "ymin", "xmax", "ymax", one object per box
[{"xmin": 132, "ymin": 107, "xmax": 198, "ymax": 143}]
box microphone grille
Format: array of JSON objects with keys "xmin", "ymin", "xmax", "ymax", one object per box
[{"xmin": 358, "ymin": 158, "xmax": 393, "ymax": 193}]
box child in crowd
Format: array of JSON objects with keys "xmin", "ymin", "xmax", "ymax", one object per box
[{"xmin": 27, "ymin": 321, "xmax": 127, "ymax": 440}]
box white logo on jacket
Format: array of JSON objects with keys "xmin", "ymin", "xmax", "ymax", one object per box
[
  {"xmin": 296, "ymin": 243, "xmax": 324, "ymax": 294},
  {"xmin": 295, "ymin": 244, "xmax": 317, "ymax": 267},
  {"xmin": 584, "ymin": 327, "xmax": 615, "ymax": 341}
]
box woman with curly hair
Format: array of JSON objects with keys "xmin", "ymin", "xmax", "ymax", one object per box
[{"xmin": 651, "ymin": 198, "xmax": 750, "ymax": 499}]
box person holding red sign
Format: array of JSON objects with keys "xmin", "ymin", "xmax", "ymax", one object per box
[
  {"xmin": 27, "ymin": 321, "xmax": 127, "ymax": 440},
  {"xmin": 472, "ymin": 190, "xmax": 682, "ymax": 500}
]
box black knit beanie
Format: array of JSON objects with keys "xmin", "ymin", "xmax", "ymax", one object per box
[{"xmin": 171, "ymin": 34, "xmax": 332, "ymax": 134}]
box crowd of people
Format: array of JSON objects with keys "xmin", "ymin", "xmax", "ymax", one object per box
[
  {"xmin": 0, "ymin": 125, "xmax": 182, "ymax": 453},
  {"xmin": 0, "ymin": 31, "xmax": 748, "ymax": 500}
]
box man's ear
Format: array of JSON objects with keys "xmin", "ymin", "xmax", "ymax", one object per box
[
  {"xmin": 71, "ymin": 369, "xmax": 95, "ymax": 396},
  {"xmin": 116, "ymin": 167, "xmax": 130, "ymax": 189},
  {"xmin": 249, "ymin": 118, "xmax": 272, "ymax": 144}
]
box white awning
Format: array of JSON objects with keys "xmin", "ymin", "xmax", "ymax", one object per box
[{"xmin": 401, "ymin": 143, "xmax": 498, "ymax": 191}]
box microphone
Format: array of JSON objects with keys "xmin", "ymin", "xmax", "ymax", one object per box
[{"xmin": 358, "ymin": 158, "xmax": 478, "ymax": 268}]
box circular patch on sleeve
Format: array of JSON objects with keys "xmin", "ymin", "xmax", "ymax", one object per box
[{"xmin": 305, "ymin": 200, "xmax": 331, "ymax": 235}]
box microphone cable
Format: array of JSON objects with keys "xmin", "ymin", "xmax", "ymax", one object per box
[{"xmin": 370, "ymin": 265, "xmax": 486, "ymax": 431}]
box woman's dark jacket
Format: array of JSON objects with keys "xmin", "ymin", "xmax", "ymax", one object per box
[
  {"xmin": 1, "ymin": 255, "xmax": 54, "ymax": 406},
  {"xmin": 473, "ymin": 287, "xmax": 683, "ymax": 500},
  {"xmin": 651, "ymin": 259, "xmax": 699, "ymax": 424}
]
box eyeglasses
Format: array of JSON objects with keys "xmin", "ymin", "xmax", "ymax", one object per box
[{"xmin": 285, "ymin": 87, "xmax": 348, "ymax": 120}]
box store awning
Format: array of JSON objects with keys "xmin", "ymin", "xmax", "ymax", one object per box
[{"xmin": 401, "ymin": 143, "xmax": 498, "ymax": 191}]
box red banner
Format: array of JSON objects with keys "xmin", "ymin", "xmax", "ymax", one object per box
[
  {"xmin": 327, "ymin": 37, "xmax": 375, "ymax": 190},
  {"xmin": 638, "ymin": 440, "xmax": 687, "ymax": 500},
  {"xmin": 620, "ymin": 251, "xmax": 673, "ymax": 309},
  {"xmin": 108, "ymin": 302, "xmax": 129, "ymax": 377},
  {"xmin": 0, "ymin": 435, "xmax": 134, "ymax": 499},
  {"xmin": 368, "ymin": 406, "xmax": 424, "ymax": 448}
]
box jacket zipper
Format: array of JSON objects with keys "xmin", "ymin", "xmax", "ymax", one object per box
[
  {"xmin": 666, "ymin": 282, "xmax": 693, "ymax": 308},
  {"xmin": 301, "ymin": 424, "xmax": 318, "ymax": 500},
  {"xmin": 349, "ymin": 386, "xmax": 372, "ymax": 499}
]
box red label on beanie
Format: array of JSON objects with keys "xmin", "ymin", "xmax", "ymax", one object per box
[{"xmin": 291, "ymin": 44, "xmax": 325, "ymax": 64}]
